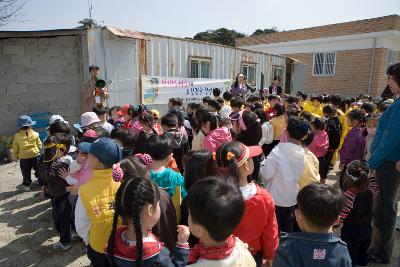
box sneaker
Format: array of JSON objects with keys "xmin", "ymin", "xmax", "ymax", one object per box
[
  {"xmin": 53, "ymin": 242, "xmax": 71, "ymax": 251},
  {"xmin": 71, "ymin": 231, "xmax": 81, "ymax": 242},
  {"xmin": 23, "ymin": 186, "xmax": 31, "ymax": 192}
]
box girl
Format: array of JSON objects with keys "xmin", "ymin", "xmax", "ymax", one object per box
[
  {"xmin": 339, "ymin": 109, "xmax": 367, "ymax": 190},
  {"xmin": 191, "ymin": 110, "xmax": 218, "ymax": 151},
  {"xmin": 180, "ymin": 150, "xmax": 218, "ymax": 246},
  {"xmin": 108, "ymin": 106, "xmax": 122, "ymax": 126},
  {"xmin": 255, "ymin": 109, "xmax": 273, "ymax": 153},
  {"xmin": 364, "ymin": 114, "xmax": 379, "ymax": 161},
  {"xmin": 135, "ymin": 113, "xmax": 158, "ymax": 154},
  {"xmin": 216, "ymin": 141, "xmax": 279, "ymax": 267},
  {"xmin": 13, "ymin": 115, "xmax": 42, "ymax": 191},
  {"xmin": 107, "ymin": 175, "xmax": 190, "ymax": 266},
  {"xmin": 268, "ymin": 103, "xmax": 285, "ymax": 154},
  {"xmin": 308, "ymin": 117, "xmax": 329, "ymax": 180},
  {"xmin": 337, "ymin": 160, "xmax": 378, "ymax": 267}
]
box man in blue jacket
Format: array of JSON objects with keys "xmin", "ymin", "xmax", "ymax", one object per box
[{"xmin": 368, "ymin": 63, "xmax": 400, "ymax": 264}]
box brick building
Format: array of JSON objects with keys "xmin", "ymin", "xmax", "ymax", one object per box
[{"xmin": 236, "ymin": 15, "xmax": 400, "ymax": 97}]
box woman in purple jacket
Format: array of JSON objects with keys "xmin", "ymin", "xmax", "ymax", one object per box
[
  {"xmin": 339, "ymin": 108, "xmax": 367, "ymax": 190},
  {"xmin": 230, "ymin": 73, "xmax": 247, "ymax": 97}
]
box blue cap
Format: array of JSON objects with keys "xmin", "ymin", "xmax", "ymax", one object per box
[
  {"xmin": 17, "ymin": 115, "xmax": 36, "ymax": 128},
  {"xmin": 78, "ymin": 137, "xmax": 122, "ymax": 167}
]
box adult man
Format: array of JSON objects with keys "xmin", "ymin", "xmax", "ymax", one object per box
[
  {"xmin": 368, "ymin": 63, "xmax": 400, "ymax": 264},
  {"xmin": 82, "ymin": 65, "xmax": 109, "ymax": 112}
]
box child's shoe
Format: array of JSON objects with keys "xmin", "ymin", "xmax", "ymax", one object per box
[
  {"xmin": 53, "ymin": 242, "xmax": 71, "ymax": 251},
  {"xmin": 71, "ymin": 231, "xmax": 81, "ymax": 242}
]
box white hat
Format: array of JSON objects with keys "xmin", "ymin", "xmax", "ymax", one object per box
[{"xmin": 49, "ymin": 115, "xmax": 69, "ymax": 126}]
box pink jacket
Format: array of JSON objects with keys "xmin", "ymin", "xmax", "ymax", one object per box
[
  {"xmin": 71, "ymin": 160, "xmax": 93, "ymax": 186},
  {"xmin": 203, "ymin": 127, "xmax": 233, "ymax": 152},
  {"xmin": 308, "ymin": 130, "xmax": 329, "ymax": 158}
]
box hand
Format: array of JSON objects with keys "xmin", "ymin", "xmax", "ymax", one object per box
[
  {"xmin": 58, "ymin": 167, "xmax": 70, "ymax": 180},
  {"xmin": 67, "ymin": 185, "xmax": 79, "ymax": 195},
  {"xmin": 396, "ymin": 161, "xmax": 400, "ymax": 172},
  {"xmin": 177, "ymin": 225, "xmax": 190, "ymax": 244}
]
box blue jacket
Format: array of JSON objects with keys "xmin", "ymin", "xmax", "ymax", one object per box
[
  {"xmin": 368, "ymin": 98, "xmax": 400, "ymax": 169},
  {"xmin": 272, "ymin": 232, "xmax": 352, "ymax": 267},
  {"xmin": 150, "ymin": 168, "xmax": 187, "ymax": 199}
]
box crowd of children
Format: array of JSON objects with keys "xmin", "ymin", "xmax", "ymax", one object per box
[{"xmin": 11, "ymin": 64, "xmax": 400, "ymax": 266}]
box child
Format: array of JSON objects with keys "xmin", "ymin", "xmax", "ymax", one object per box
[
  {"xmin": 308, "ymin": 117, "xmax": 329, "ymax": 179},
  {"xmin": 192, "ymin": 110, "xmax": 218, "ymax": 151},
  {"xmin": 360, "ymin": 102, "xmax": 374, "ymax": 115},
  {"xmin": 268, "ymin": 103, "xmax": 285, "ymax": 153},
  {"xmin": 134, "ymin": 113, "xmax": 158, "ymax": 154},
  {"xmin": 161, "ymin": 113, "xmax": 190, "ymax": 173},
  {"xmin": 75, "ymin": 137, "xmax": 122, "ymax": 266},
  {"xmin": 202, "ymin": 119, "xmax": 232, "ymax": 153},
  {"xmin": 322, "ymin": 104, "xmax": 342, "ymax": 183},
  {"xmin": 147, "ymin": 134, "xmax": 187, "ymax": 199},
  {"xmin": 216, "ymin": 142, "xmax": 279, "ymax": 266},
  {"xmin": 13, "ymin": 115, "xmax": 42, "ymax": 191},
  {"xmin": 107, "ymin": 106, "xmax": 122, "ymax": 126},
  {"xmin": 337, "ymin": 160, "xmax": 378, "ymax": 267},
  {"xmin": 255, "ymin": 109, "xmax": 274, "ymax": 153},
  {"xmin": 260, "ymin": 116, "xmax": 310, "ymax": 233},
  {"xmin": 168, "ymin": 98, "xmax": 184, "ymax": 112},
  {"xmin": 208, "ymin": 99, "xmax": 221, "ymax": 115},
  {"xmin": 118, "ymin": 104, "xmax": 135, "ymax": 130},
  {"xmin": 273, "ymin": 183, "xmax": 351, "ymax": 267},
  {"xmin": 265, "ymin": 95, "xmax": 280, "ymax": 117},
  {"xmin": 299, "ymin": 132, "xmax": 321, "ymax": 189},
  {"xmin": 74, "ymin": 112, "xmax": 101, "ymax": 133},
  {"xmin": 202, "ymin": 96, "xmax": 213, "ymax": 109},
  {"xmin": 111, "ymin": 128, "xmax": 136, "ymax": 158},
  {"xmin": 42, "ymin": 134, "xmax": 74, "ymax": 251},
  {"xmin": 186, "ymin": 177, "xmax": 256, "ymax": 266},
  {"xmin": 339, "ymin": 109, "xmax": 366, "ymax": 190},
  {"xmin": 220, "ymin": 91, "xmax": 232, "ymax": 119},
  {"xmin": 310, "ymin": 95, "xmax": 324, "ymax": 117},
  {"xmin": 230, "ymin": 96, "xmax": 244, "ymax": 113},
  {"xmin": 106, "ymin": 177, "xmax": 190, "ymax": 266},
  {"xmin": 213, "ymin": 87, "xmax": 221, "ymax": 99},
  {"xmin": 364, "ymin": 114, "xmax": 379, "ymax": 161},
  {"xmin": 93, "ymin": 107, "xmax": 114, "ymax": 133}
]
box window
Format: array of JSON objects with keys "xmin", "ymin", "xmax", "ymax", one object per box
[
  {"xmin": 272, "ymin": 66, "xmax": 284, "ymax": 80},
  {"xmin": 313, "ymin": 52, "xmax": 336, "ymax": 76},
  {"xmin": 386, "ymin": 50, "xmax": 399, "ymax": 73},
  {"xmin": 242, "ymin": 63, "xmax": 256, "ymax": 85},
  {"xmin": 189, "ymin": 58, "xmax": 211, "ymax": 78}
]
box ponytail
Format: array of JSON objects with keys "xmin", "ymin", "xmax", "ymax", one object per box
[
  {"xmin": 106, "ymin": 208, "xmax": 120, "ymax": 266},
  {"xmin": 132, "ymin": 183, "xmax": 144, "ymax": 267}
]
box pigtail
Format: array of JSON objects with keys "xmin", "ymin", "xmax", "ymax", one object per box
[
  {"xmin": 106, "ymin": 208, "xmax": 120, "ymax": 266},
  {"xmin": 132, "ymin": 183, "xmax": 144, "ymax": 267},
  {"xmin": 228, "ymin": 157, "xmax": 240, "ymax": 186}
]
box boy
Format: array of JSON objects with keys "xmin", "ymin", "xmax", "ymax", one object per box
[
  {"xmin": 260, "ymin": 116, "xmax": 310, "ymax": 233},
  {"xmin": 310, "ymin": 95, "xmax": 324, "ymax": 117},
  {"xmin": 187, "ymin": 177, "xmax": 256, "ymax": 267},
  {"xmin": 42, "ymin": 134, "xmax": 74, "ymax": 251},
  {"xmin": 213, "ymin": 88, "xmax": 221, "ymax": 99},
  {"xmin": 161, "ymin": 113, "xmax": 190, "ymax": 173},
  {"xmin": 93, "ymin": 107, "xmax": 114, "ymax": 133},
  {"xmin": 208, "ymin": 99, "xmax": 221, "ymax": 115},
  {"xmin": 168, "ymin": 97, "xmax": 184, "ymax": 112},
  {"xmin": 202, "ymin": 96, "xmax": 213, "ymax": 110},
  {"xmin": 147, "ymin": 134, "xmax": 187, "ymax": 199},
  {"xmin": 220, "ymin": 92, "xmax": 232, "ymax": 119},
  {"xmin": 75, "ymin": 137, "xmax": 122, "ymax": 266},
  {"xmin": 230, "ymin": 96, "xmax": 244, "ymax": 113},
  {"xmin": 273, "ymin": 183, "xmax": 351, "ymax": 267}
]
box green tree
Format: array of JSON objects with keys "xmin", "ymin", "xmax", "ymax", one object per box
[
  {"xmin": 194, "ymin": 28, "xmax": 246, "ymax": 46},
  {"xmin": 251, "ymin": 27, "xmax": 278, "ymax": 36}
]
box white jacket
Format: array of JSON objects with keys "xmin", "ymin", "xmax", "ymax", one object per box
[
  {"xmin": 259, "ymin": 121, "xmax": 274, "ymax": 146},
  {"xmin": 260, "ymin": 142, "xmax": 306, "ymax": 207}
]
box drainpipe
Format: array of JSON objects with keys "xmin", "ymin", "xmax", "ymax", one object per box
[{"xmin": 367, "ymin": 37, "xmax": 377, "ymax": 95}]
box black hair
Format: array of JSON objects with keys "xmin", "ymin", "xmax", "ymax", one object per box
[
  {"xmin": 44, "ymin": 133, "xmax": 71, "ymax": 156},
  {"xmin": 273, "ymin": 75, "xmax": 281, "ymax": 82},
  {"xmin": 268, "ymin": 94, "xmax": 280, "ymax": 102},
  {"xmin": 208, "ymin": 100, "xmax": 221, "ymax": 112},
  {"xmin": 194, "ymin": 110, "xmax": 218, "ymax": 134},
  {"xmin": 222, "ymin": 91, "xmax": 232, "ymax": 102},
  {"xmin": 202, "ymin": 96, "xmax": 213, "ymax": 104},
  {"xmin": 343, "ymin": 160, "xmax": 370, "ymax": 192},
  {"xmin": 254, "ymin": 108, "xmax": 268, "ymax": 124},
  {"xmin": 107, "ymin": 177, "xmax": 160, "ymax": 267},
  {"xmin": 381, "ymin": 85, "xmax": 395, "ymax": 100},
  {"xmin": 168, "ymin": 110, "xmax": 185, "ymax": 128},
  {"xmin": 146, "ymin": 134, "xmax": 173, "ymax": 161},
  {"xmin": 311, "ymin": 94, "xmax": 324, "ymax": 103},
  {"xmin": 286, "ymin": 105, "xmax": 300, "ymax": 118},
  {"xmin": 311, "ymin": 117, "xmax": 326, "ymax": 131},
  {"xmin": 230, "ymin": 96, "xmax": 244, "ymax": 109},
  {"xmin": 49, "ymin": 120, "xmax": 71, "ymax": 135},
  {"xmin": 286, "ymin": 96, "xmax": 299, "ymax": 105},
  {"xmin": 92, "ymin": 126, "xmax": 110, "ymax": 139},
  {"xmin": 286, "ymin": 116, "xmax": 311, "ymax": 141},
  {"xmin": 296, "ymin": 91, "xmax": 307, "ymax": 101},
  {"xmin": 213, "ymin": 88, "xmax": 221, "ymax": 97},
  {"xmin": 378, "ymin": 101, "xmax": 390, "ymax": 113},
  {"xmin": 187, "ymin": 177, "xmax": 245, "ymax": 242},
  {"xmin": 300, "ymin": 111, "xmax": 315, "ymax": 122},
  {"xmin": 348, "ymin": 109, "xmax": 366, "ymax": 126},
  {"xmin": 301, "ymin": 131, "xmax": 314, "ymax": 147},
  {"xmin": 322, "ymin": 104, "xmax": 337, "ymax": 117},
  {"xmin": 110, "ymin": 128, "xmax": 135, "ymax": 150},
  {"xmin": 183, "ymin": 150, "xmax": 217, "ymax": 190},
  {"xmin": 139, "ymin": 113, "xmax": 157, "ymax": 134},
  {"xmin": 329, "ymin": 95, "xmax": 344, "ymax": 107},
  {"xmin": 234, "ymin": 73, "xmax": 245, "ymax": 88},
  {"xmin": 247, "ymin": 94, "xmax": 261, "ymax": 103},
  {"xmin": 297, "ymin": 183, "xmax": 344, "ymax": 228},
  {"xmin": 108, "ymin": 106, "xmax": 122, "ymax": 117},
  {"xmin": 236, "ymin": 110, "xmax": 262, "ymax": 146},
  {"xmin": 244, "ymin": 102, "xmax": 255, "ymax": 111},
  {"xmin": 93, "ymin": 107, "xmax": 107, "ymax": 115},
  {"xmin": 169, "ymin": 98, "xmax": 183, "ymax": 107},
  {"xmin": 161, "ymin": 113, "xmax": 178, "ymax": 128},
  {"xmin": 216, "ymin": 97, "xmax": 224, "ymax": 106},
  {"xmin": 360, "ymin": 102, "xmax": 374, "ymax": 114},
  {"xmin": 274, "ymin": 103, "xmax": 285, "ymax": 117},
  {"xmin": 359, "ymin": 94, "xmax": 372, "ymax": 102},
  {"xmin": 215, "ymin": 141, "xmax": 243, "ymax": 180}
]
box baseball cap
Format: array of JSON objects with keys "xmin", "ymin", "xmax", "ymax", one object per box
[
  {"xmin": 89, "ymin": 65, "xmax": 100, "ymax": 71},
  {"xmin": 78, "ymin": 137, "xmax": 122, "ymax": 167}
]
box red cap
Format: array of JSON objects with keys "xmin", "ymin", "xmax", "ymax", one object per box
[{"xmin": 117, "ymin": 104, "xmax": 133, "ymax": 116}]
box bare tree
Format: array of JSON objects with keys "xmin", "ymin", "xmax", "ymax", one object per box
[{"xmin": 0, "ymin": 0, "xmax": 27, "ymax": 26}]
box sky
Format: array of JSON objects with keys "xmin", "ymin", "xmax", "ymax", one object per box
[{"xmin": 1, "ymin": 0, "xmax": 400, "ymax": 38}]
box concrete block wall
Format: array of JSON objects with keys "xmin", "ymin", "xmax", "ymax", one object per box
[{"xmin": 0, "ymin": 35, "xmax": 83, "ymax": 136}]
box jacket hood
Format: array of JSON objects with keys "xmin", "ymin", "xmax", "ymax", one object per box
[
  {"xmin": 203, "ymin": 127, "xmax": 233, "ymax": 152},
  {"xmin": 271, "ymin": 142, "xmax": 305, "ymax": 163}
]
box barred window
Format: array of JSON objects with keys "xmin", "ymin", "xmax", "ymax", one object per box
[{"xmin": 313, "ymin": 52, "xmax": 336, "ymax": 76}]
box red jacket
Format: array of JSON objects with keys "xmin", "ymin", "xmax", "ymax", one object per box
[{"xmin": 233, "ymin": 186, "xmax": 279, "ymax": 260}]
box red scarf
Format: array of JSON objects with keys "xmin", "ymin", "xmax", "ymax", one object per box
[{"xmin": 188, "ymin": 235, "xmax": 236, "ymax": 263}]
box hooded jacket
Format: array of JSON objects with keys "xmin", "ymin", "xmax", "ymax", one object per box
[
  {"xmin": 12, "ymin": 129, "xmax": 42, "ymax": 159},
  {"xmin": 203, "ymin": 127, "xmax": 232, "ymax": 152},
  {"xmin": 308, "ymin": 130, "xmax": 329, "ymax": 158},
  {"xmin": 260, "ymin": 142, "xmax": 306, "ymax": 207}
]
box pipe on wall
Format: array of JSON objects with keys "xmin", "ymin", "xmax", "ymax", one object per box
[{"xmin": 367, "ymin": 37, "xmax": 377, "ymax": 95}]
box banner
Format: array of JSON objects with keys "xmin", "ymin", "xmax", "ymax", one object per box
[{"xmin": 142, "ymin": 75, "xmax": 232, "ymax": 105}]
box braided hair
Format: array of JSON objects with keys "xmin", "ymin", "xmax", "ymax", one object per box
[
  {"xmin": 343, "ymin": 160, "xmax": 369, "ymax": 192},
  {"xmin": 215, "ymin": 141, "xmax": 244, "ymax": 184},
  {"xmin": 139, "ymin": 113, "xmax": 157, "ymax": 134},
  {"xmin": 107, "ymin": 176, "xmax": 160, "ymax": 266}
]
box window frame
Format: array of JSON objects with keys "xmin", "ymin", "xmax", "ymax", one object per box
[
  {"xmin": 386, "ymin": 50, "xmax": 398, "ymax": 74},
  {"xmin": 241, "ymin": 62, "xmax": 257, "ymax": 86},
  {"xmin": 312, "ymin": 52, "xmax": 336, "ymax": 77},
  {"xmin": 189, "ymin": 56, "xmax": 212, "ymax": 79}
]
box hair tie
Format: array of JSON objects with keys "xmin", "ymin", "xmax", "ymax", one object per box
[
  {"xmin": 212, "ymin": 152, "xmax": 217, "ymax": 161},
  {"xmin": 226, "ymin": 152, "xmax": 235, "ymax": 161},
  {"xmin": 134, "ymin": 153, "xmax": 153, "ymax": 168},
  {"xmin": 112, "ymin": 163, "xmax": 124, "ymax": 182}
]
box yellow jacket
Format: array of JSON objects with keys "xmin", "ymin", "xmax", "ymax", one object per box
[
  {"xmin": 12, "ymin": 129, "xmax": 42, "ymax": 159},
  {"xmin": 309, "ymin": 104, "xmax": 324, "ymax": 117},
  {"xmin": 271, "ymin": 115, "xmax": 285, "ymax": 140},
  {"xmin": 79, "ymin": 169, "xmax": 120, "ymax": 253},
  {"xmin": 298, "ymin": 148, "xmax": 321, "ymax": 189}
]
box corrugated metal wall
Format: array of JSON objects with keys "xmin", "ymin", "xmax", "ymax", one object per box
[{"xmin": 145, "ymin": 34, "xmax": 286, "ymax": 88}]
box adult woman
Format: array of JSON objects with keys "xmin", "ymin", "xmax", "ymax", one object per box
[
  {"xmin": 231, "ymin": 73, "xmax": 248, "ymax": 97},
  {"xmin": 268, "ymin": 75, "xmax": 283, "ymax": 95}
]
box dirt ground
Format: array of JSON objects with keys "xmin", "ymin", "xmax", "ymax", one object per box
[{"xmin": 0, "ymin": 161, "xmax": 399, "ymax": 266}]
